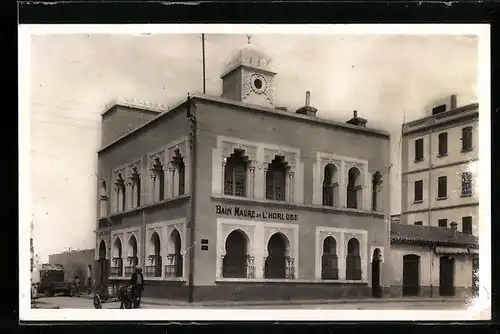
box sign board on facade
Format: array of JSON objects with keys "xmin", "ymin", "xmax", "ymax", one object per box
[
  {"xmin": 41, "ymin": 263, "xmax": 64, "ymax": 271},
  {"xmin": 215, "ymin": 205, "xmax": 299, "ymax": 221}
]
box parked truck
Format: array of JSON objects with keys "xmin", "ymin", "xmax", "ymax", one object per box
[{"xmin": 36, "ymin": 263, "xmax": 75, "ymax": 297}]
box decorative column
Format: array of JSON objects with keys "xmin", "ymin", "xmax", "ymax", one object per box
[
  {"xmin": 363, "ymin": 164, "xmax": 370, "ymax": 210},
  {"xmin": 113, "ymin": 185, "xmax": 119, "ymax": 213},
  {"xmin": 168, "ymin": 167, "xmax": 175, "ymax": 198},
  {"xmin": 254, "ymin": 225, "xmax": 265, "ymax": 279},
  {"xmin": 338, "ymin": 233, "xmax": 346, "ymax": 280},
  {"xmin": 263, "ymin": 168, "xmax": 268, "ymax": 200},
  {"xmin": 150, "ymin": 173, "xmax": 157, "ymax": 203},
  {"xmin": 126, "ymin": 181, "xmax": 134, "ymax": 211},
  {"xmin": 339, "ymin": 161, "xmax": 346, "ymax": 208},
  {"xmin": 248, "ymin": 162, "xmax": 256, "ymax": 198},
  {"xmin": 221, "ymin": 158, "xmax": 227, "ymax": 196},
  {"xmin": 288, "ymin": 171, "xmax": 295, "ymax": 203}
]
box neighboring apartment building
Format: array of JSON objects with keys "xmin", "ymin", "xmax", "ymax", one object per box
[
  {"xmin": 392, "ymin": 96, "xmax": 479, "ymax": 298},
  {"xmin": 94, "ymin": 41, "xmax": 392, "ymax": 302}
]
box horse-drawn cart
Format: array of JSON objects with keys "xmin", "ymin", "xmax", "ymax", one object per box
[{"xmin": 92, "ymin": 283, "xmax": 140, "ymax": 309}]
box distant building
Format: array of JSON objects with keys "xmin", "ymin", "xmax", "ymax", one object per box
[
  {"xmin": 49, "ymin": 249, "xmax": 94, "ymax": 288},
  {"xmin": 392, "ymin": 96, "xmax": 479, "ymax": 298},
  {"xmin": 95, "ymin": 41, "xmax": 392, "ymax": 301}
]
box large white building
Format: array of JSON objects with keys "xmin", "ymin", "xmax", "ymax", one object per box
[{"xmin": 390, "ymin": 95, "xmax": 479, "ymax": 298}]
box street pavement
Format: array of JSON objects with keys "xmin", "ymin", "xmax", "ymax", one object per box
[{"xmin": 33, "ymin": 296, "xmax": 468, "ymax": 310}]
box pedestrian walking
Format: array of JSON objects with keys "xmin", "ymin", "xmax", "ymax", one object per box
[{"xmin": 129, "ymin": 265, "xmax": 144, "ymax": 307}]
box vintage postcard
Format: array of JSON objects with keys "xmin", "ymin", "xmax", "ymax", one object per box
[{"xmin": 19, "ymin": 24, "xmax": 491, "ymax": 321}]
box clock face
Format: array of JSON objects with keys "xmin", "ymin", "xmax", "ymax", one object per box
[{"xmin": 250, "ymin": 73, "xmax": 267, "ymax": 94}]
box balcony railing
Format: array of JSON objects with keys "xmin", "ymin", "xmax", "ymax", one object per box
[
  {"xmin": 221, "ymin": 255, "xmax": 255, "ymax": 278},
  {"xmin": 124, "ymin": 266, "xmax": 135, "ymax": 276},
  {"xmin": 110, "ymin": 257, "xmax": 123, "ymax": 276},
  {"xmin": 165, "ymin": 253, "xmax": 183, "ymax": 278},
  {"xmin": 145, "ymin": 255, "xmax": 162, "ymax": 277},
  {"xmin": 285, "ymin": 256, "xmax": 295, "ymax": 279}
]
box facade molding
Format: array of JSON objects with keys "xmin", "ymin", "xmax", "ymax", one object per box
[
  {"xmin": 314, "ymin": 226, "xmax": 368, "ymax": 281},
  {"xmin": 213, "ymin": 135, "xmax": 303, "ymax": 204},
  {"xmin": 216, "ymin": 218, "xmax": 299, "ymax": 280},
  {"xmin": 403, "ymin": 158, "xmax": 479, "ymax": 176},
  {"xmin": 313, "ymin": 151, "xmax": 373, "ymax": 211}
]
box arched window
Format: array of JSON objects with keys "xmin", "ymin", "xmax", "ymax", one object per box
[
  {"xmin": 321, "ymin": 236, "xmax": 338, "ymax": 279},
  {"xmin": 111, "ymin": 238, "xmax": 123, "ymax": 276},
  {"xmin": 115, "ymin": 174, "xmax": 126, "ymax": 212},
  {"xmin": 98, "ymin": 240, "xmax": 107, "ymax": 260},
  {"xmin": 166, "ymin": 229, "xmax": 183, "ymax": 277},
  {"xmin": 222, "ymin": 230, "xmax": 252, "ymax": 278},
  {"xmin": 322, "ymin": 164, "xmax": 339, "ymax": 207},
  {"xmin": 346, "ymin": 238, "xmax": 361, "ymax": 280},
  {"xmin": 172, "ymin": 150, "xmax": 185, "ymax": 196},
  {"xmin": 265, "ymin": 233, "xmax": 294, "ymax": 279},
  {"xmin": 224, "ymin": 150, "xmax": 248, "ymax": 197},
  {"xmin": 146, "ymin": 232, "xmax": 162, "ymax": 277},
  {"xmin": 125, "ymin": 235, "xmax": 138, "ymax": 276},
  {"xmin": 151, "ymin": 158, "xmax": 165, "ymax": 202},
  {"xmin": 99, "ymin": 180, "xmax": 108, "ymax": 218},
  {"xmin": 347, "ymin": 167, "xmax": 362, "ymax": 209},
  {"xmin": 402, "ymin": 254, "xmax": 420, "ymax": 296},
  {"xmin": 372, "ymin": 171, "xmax": 382, "ymax": 211},
  {"xmin": 266, "ymin": 156, "xmax": 287, "ymax": 201},
  {"xmin": 130, "ymin": 167, "xmax": 141, "ymax": 208}
]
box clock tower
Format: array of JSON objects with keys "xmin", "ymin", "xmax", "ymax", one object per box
[{"xmin": 220, "ymin": 38, "xmax": 277, "ymax": 108}]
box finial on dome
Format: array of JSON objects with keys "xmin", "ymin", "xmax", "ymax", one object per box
[{"xmin": 246, "ymin": 34, "xmax": 252, "ymax": 44}]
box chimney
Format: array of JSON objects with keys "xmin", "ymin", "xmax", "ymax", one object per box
[
  {"xmin": 346, "ymin": 110, "xmax": 367, "ymax": 127},
  {"xmin": 295, "ymin": 91, "xmax": 318, "ymax": 117},
  {"xmin": 450, "ymin": 221, "xmax": 458, "ymax": 237},
  {"xmin": 450, "ymin": 94, "xmax": 457, "ymax": 109}
]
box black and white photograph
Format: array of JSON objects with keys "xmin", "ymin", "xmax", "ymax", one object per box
[{"xmin": 19, "ymin": 24, "xmax": 491, "ymax": 321}]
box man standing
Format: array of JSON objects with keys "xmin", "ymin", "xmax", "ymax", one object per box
[{"xmin": 129, "ymin": 265, "xmax": 144, "ymax": 307}]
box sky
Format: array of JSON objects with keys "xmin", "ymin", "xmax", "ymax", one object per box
[{"xmin": 27, "ymin": 29, "xmax": 478, "ymax": 263}]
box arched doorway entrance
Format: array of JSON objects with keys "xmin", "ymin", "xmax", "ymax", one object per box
[
  {"xmin": 371, "ymin": 248, "xmax": 382, "ymax": 298},
  {"xmin": 402, "ymin": 254, "xmax": 420, "ymax": 296},
  {"xmin": 439, "ymin": 256, "xmax": 455, "ymax": 296},
  {"xmin": 265, "ymin": 233, "xmax": 290, "ymax": 279},
  {"xmin": 98, "ymin": 240, "xmax": 108, "ymax": 285},
  {"xmin": 223, "ymin": 230, "xmax": 249, "ymax": 278},
  {"xmin": 321, "ymin": 236, "xmax": 338, "ymax": 279}
]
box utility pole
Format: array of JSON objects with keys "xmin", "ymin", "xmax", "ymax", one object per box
[
  {"xmin": 202, "ymin": 34, "xmax": 206, "ymax": 94},
  {"xmin": 187, "ymin": 94, "xmax": 197, "ymax": 303}
]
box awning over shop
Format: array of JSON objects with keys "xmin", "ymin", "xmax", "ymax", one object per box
[{"xmin": 434, "ymin": 246, "xmax": 477, "ymax": 255}]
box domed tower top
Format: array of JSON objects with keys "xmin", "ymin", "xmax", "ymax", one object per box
[
  {"xmin": 222, "ymin": 40, "xmax": 274, "ymax": 75},
  {"xmin": 220, "ymin": 36, "xmax": 277, "ymax": 108}
]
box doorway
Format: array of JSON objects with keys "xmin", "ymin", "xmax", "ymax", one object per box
[
  {"xmin": 371, "ymin": 248, "xmax": 382, "ymax": 298},
  {"xmin": 402, "ymin": 254, "xmax": 420, "ymax": 296},
  {"xmin": 439, "ymin": 256, "xmax": 455, "ymax": 296}
]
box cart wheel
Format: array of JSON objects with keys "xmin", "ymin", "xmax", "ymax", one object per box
[{"xmin": 93, "ymin": 294, "xmax": 102, "ymax": 309}]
